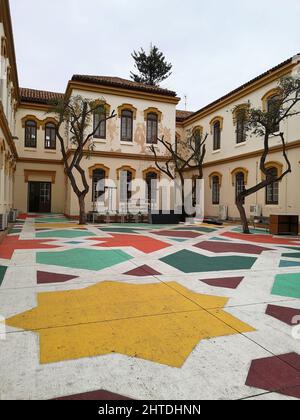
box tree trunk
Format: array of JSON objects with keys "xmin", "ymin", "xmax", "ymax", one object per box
[
  {"xmin": 78, "ymin": 195, "xmax": 86, "ymax": 225},
  {"xmin": 236, "ymin": 197, "xmax": 250, "ymax": 234}
]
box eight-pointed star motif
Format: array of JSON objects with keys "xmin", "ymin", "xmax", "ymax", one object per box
[{"xmin": 5, "ymin": 281, "xmax": 254, "ymax": 367}]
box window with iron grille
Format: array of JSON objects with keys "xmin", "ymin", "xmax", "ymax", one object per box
[
  {"xmin": 235, "ymin": 172, "xmax": 245, "ymax": 204},
  {"xmin": 25, "ymin": 120, "xmax": 37, "ymax": 148},
  {"xmin": 146, "ymin": 113, "xmax": 158, "ymax": 144},
  {"xmin": 267, "ymin": 95, "xmax": 280, "ymax": 133},
  {"xmin": 93, "ymin": 109, "xmax": 106, "ymax": 139},
  {"xmin": 146, "ymin": 172, "xmax": 158, "ymax": 202},
  {"xmin": 213, "ymin": 121, "xmax": 221, "ymax": 150},
  {"xmin": 45, "ymin": 123, "xmax": 56, "ymax": 149},
  {"xmin": 212, "ymin": 176, "xmax": 220, "ymax": 205},
  {"xmin": 92, "ymin": 169, "xmax": 105, "ymax": 202},
  {"xmin": 266, "ymin": 167, "xmax": 279, "ymax": 205},
  {"xmin": 236, "ymin": 111, "xmax": 247, "ymax": 144},
  {"xmin": 121, "ymin": 110, "xmax": 133, "ymax": 142}
]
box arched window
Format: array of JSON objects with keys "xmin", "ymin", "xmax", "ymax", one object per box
[
  {"xmin": 121, "ymin": 109, "xmax": 133, "ymax": 142},
  {"xmin": 45, "ymin": 123, "xmax": 56, "ymax": 149},
  {"xmin": 235, "ymin": 172, "xmax": 245, "ymax": 204},
  {"xmin": 92, "ymin": 169, "xmax": 106, "ymax": 203},
  {"xmin": 145, "ymin": 171, "xmax": 158, "ymax": 202},
  {"xmin": 25, "ymin": 120, "xmax": 37, "ymax": 148},
  {"xmin": 266, "ymin": 167, "xmax": 279, "ymax": 205},
  {"xmin": 267, "ymin": 95, "xmax": 281, "ymax": 133},
  {"xmin": 213, "ymin": 121, "xmax": 221, "ymax": 150},
  {"xmin": 147, "ymin": 113, "xmax": 158, "ymax": 144},
  {"xmin": 236, "ymin": 109, "xmax": 247, "ymax": 144},
  {"xmin": 212, "ymin": 176, "xmax": 220, "ymax": 205},
  {"xmin": 93, "ymin": 107, "xmax": 106, "ymax": 139}
]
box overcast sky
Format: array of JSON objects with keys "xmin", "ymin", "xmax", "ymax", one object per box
[{"xmin": 10, "ymin": 0, "xmax": 300, "ymax": 111}]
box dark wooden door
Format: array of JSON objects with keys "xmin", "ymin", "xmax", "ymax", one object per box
[{"xmin": 28, "ymin": 182, "xmax": 51, "ymax": 213}]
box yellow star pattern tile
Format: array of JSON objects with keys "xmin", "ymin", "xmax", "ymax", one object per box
[{"xmin": 5, "ymin": 281, "xmax": 254, "ymax": 367}]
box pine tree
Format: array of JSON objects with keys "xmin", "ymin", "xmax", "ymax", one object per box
[{"xmin": 130, "ymin": 45, "xmax": 172, "ymax": 86}]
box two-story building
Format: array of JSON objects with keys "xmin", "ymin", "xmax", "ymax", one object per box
[{"xmin": 0, "ymin": 0, "xmax": 299, "ymax": 225}]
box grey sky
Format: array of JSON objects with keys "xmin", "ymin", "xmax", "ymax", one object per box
[{"xmin": 10, "ymin": 0, "xmax": 300, "ymax": 111}]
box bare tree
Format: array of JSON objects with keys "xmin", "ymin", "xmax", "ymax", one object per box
[
  {"xmin": 235, "ymin": 76, "xmax": 300, "ymax": 234},
  {"xmin": 149, "ymin": 130, "xmax": 207, "ymax": 217},
  {"xmin": 49, "ymin": 96, "xmax": 116, "ymax": 224}
]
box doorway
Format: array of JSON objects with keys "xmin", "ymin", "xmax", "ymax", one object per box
[{"xmin": 28, "ymin": 182, "xmax": 52, "ymax": 213}]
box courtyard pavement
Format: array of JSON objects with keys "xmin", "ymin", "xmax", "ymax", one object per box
[{"xmin": 0, "ymin": 214, "xmax": 299, "ymax": 400}]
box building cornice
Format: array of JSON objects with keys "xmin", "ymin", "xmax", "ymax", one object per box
[
  {"xmin": 181, "ymin": 60, "xmax": 296, "ymax": 127},
  {"xmin": 17, "ymin": 157, "xmax": 63, "ymax": 165},
  {"xmin": 184, "ymin": 139, "xmax": 300, "ymax": 170},
  {"xmin": 66, "ymin": 149, "xmax": 170, "ymax": 162},
  {"xmin": 66, "ymin": 81, "xmax": 181, "ymax": 105}
]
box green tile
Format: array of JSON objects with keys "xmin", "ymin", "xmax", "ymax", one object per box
[
  {"xmin": 160, "ymin": 250, "xmax": 257, "ymax": 273},
  {"xmin": 279, "ymin": 260, "xmax": 300, "ymax": 268},
  {"xmin": 282, "ymin": 246, "xmax": 300, "ymax": 251},
  {"xmin": 210, "ymin": 237, "xmax": 230, "ymax": 242},
  {"xmin": 35, "ymin": 218, "xmax": 69, "ymax": 223},
  {"xmin": 174, "ymin": 226, "xmax": 216, "ymax": 233},
  {"xmin": 272, "ymin": 273, "xmax": 300, "ymax": 299},
  {"xmin": 36, "ymin": 248, "xmax": 132, "ymax": 271},
  {"xmin": 99, "ymin": 227, "xmax": 142, "ymax": 234},
  {"xmin": 232, "ymin": 227, "xmax": 269, "ymax": 235},
  {"xmin": 282, "ymin": 253, "xmax": 300, "ymax": 259},
  {"xmin": 0, "ymin": 266, "xmax": 7, "ymax": 286},
  {"xmin": 36, "ymin": 230, "xmax": 96, "ymax": 238}
]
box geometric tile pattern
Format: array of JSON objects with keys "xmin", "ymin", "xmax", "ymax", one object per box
[
  {"xmin": 282, "ymin": 253, "xmax": 300, "ymax": 259},
  {"xmin": 36, "ymin": 248, "xmax": 133, "ymax": 271},
  {"xmin": 91, "ymin": 233, "xmax": 170, "ymax": 254},
  {"xmin": 2, "ymin": 213, "xmax": 300, "ymax": 400},
  {"xmin": 153, "ymin": 230, "xmax": 202, "ymax": 238},
  {"xmin": 271, "ymin": 273, "xmax": 300, "ymax": 299},
  {"xmin": 0, "ymin": 265, "xmax": 7, "ymax": 286},
  {"xmin": 223, "ymin": 232, "xmax": 300, "ymax": 247},
  {"xmin": 194, "ymin": 241, "xmax": 271, "ymax": 255},
  {"xmin": 5, "ymin": 281, "xmax": 254, "ymax": 366},
  {"xmin": 36, "ymin": 229, "xmax": 96, "ymax": 238},
  {"xmin": 279, "ymin": 260, "xmax": 300, "ymax": 268},
  {"xmin": 161, "ymin": 250, "xmax": 257, "ymax": 273},
  {"xmin": 201, "ymin": 277, "xmax": 244, "ymax": 289},
  {"xmin": 0, "ymin": 236, "xmax": 60, "ymax": 260},
  {"xmin": 265, "ymin": 305, "xmax": 300, "ymax": 326},
  {"xmin": 123, "ymin": 265, "xmax": 161, "ymax": 276},
  {"xmin": 52, "ymin": 390, "xmax": 133, "ymax": 400},
  {"xmin": 245, "ymin": 353, "xmax": 300, "ymax": 399},
  {"xmin": 37, "ymin": 271, "xmax": 78, "ymax": 285}
]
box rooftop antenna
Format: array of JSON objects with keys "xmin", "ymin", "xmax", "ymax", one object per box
[{"xmin": 184, "ymin": 94, "xmax": 187, "ymax": 111}]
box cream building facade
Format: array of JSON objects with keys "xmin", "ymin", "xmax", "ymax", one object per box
[{"xmin": 0, "ymin": 0, "xmax": 299, "ymax": 226}]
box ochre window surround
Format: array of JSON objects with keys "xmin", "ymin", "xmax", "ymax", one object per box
[
  {"xmin": 42, "ymin": 117, "xmax": 58, "ymax": 129},
  {"xmin": 144, "ymin": 107, "xmax": 162, "ymax": 122},
  {"xmin": 192, "ymin": 125, "xmax": 203, "ymax": 136},
  {"xmin": 232, "ymin": 104, "xmax": 250, "ymax": 125},
  {"xmin": 88, "ymin": 164, "xmax": 110, "ymax": 179},
  {"xmin": 261, "ymin": 161, "xmax": 283, "ymax": 180},
  {"xmin": 21, "ymin": 115, "xmax": 43, "ymax": 129},
  {"xmin": 261, "ymin": 88, "xmax": 282, "ymax": 112},
  {"xmin": 90, "ymin": 100, "xmax": 111, "ymax": 116},
  {"xmin": 117, "ymin": 104, "xmax": 137, "ymax": 119},
  {"xmin": 208, "ymin": 171, "xmax": 223, "ymax": 188},
  {"xmin": 116, "ymin": 165, "xmax": 136, "ymax": 180},
  {"xmin": 231, "ymin": 167, "xmax": 249, "ymax": 186},
  {"xmin": 209, "ymin": 116, "xmax": 224, "ymax": 133},
  {"xmin": 142, "ymin": 167, "xmax": 161, "ymax": 180}
]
